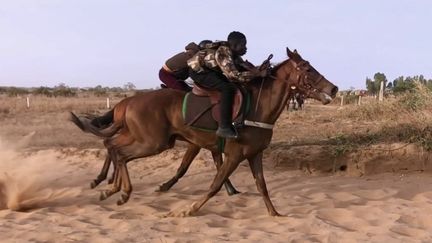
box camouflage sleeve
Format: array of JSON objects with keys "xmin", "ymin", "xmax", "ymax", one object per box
[
  {"xmin": 235, "ymin": 56, "xmax": 257, "ymax": 72},
  {"xmin": 215, "ymin": 46, "xmax": 256, "ymax": 83}
]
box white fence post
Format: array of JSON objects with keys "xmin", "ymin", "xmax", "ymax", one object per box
[
  {"xmin": 378, "ymin": 81, "xmax": 384, "ymax": 102},
  {"xmin": 26, "ymin": 96, "xmax": 30, "ymax": 109},
  {"xmin": 340, "ymin": 95, "xmax": 344, "ymax": 106},
  {"xmin": 357, "ymin": 95, "xmax": 362, "ymax": 106},
  {"xmin": 106, "ymin": 97, "xmax": 110, "ymax": 109}
]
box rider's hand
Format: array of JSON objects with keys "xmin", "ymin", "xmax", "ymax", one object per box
[
  {"xmin": 251, "ymin": 68, "xmax": 265, "ymax": 78},
  {"xmin": 257, "ymin": 67, "xmax": 270, "ymax": 78},
  {"xmin": 254, "ymin": 68, "xmax": 270, "ymax": 78},
  {"xmin": 259, "ymin": 54, "xmax": 273, "ymax": 71}
]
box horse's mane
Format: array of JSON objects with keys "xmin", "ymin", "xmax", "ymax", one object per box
[
  {"xmin": 247, "ymin": 59, "xmax": 289, "ymax": 85},
  {"xmin": 270, "ymin": 59, "xmax": 290, "ymax": 76}
]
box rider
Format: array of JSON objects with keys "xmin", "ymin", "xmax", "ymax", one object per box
[
  {"xmin": 159, "ymin": 40, "xmax": 212, "ymax": 91},
  {"xmin": 187, "ymin": 31, "xmax": 268, "ymax": 139}
]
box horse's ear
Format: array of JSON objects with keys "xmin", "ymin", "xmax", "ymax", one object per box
[{"xmin": 286, "ymin": 47, "xmax": 294, "ymax": 58}]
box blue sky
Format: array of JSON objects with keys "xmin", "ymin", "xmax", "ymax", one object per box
[{"xmin": 0, "ymin": 0, "xmax": 431, "ymax": 90}]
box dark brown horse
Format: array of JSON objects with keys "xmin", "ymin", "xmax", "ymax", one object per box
[{"xmin": 71, "ymin": 48, "xmax": 338, "ymax": 216}]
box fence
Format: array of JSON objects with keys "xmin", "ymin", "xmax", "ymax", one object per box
[{"xmin": 0, "ymin": 95, "xmax": 122, "ymax": 114}]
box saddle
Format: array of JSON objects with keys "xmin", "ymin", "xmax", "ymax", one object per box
[{"xmin": 182, "ymin": 83, "xmax": 250, "ymax": 130}]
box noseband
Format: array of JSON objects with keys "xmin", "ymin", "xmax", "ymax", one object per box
[{"xmin": 289, "ymin": 59, "xmax": 325, "ymax": 96}]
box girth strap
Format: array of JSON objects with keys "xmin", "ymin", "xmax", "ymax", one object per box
[{"xmin": 243, "ymin": 120, "xmax": 274, "ymax": 129}]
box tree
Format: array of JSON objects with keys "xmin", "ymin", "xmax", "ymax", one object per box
[
  {"xmin": 365, "ymin": 77, "xmax": 377, "ymax": 95},
  {"xmin": 392, "ymin": 76, "xmax": 416, "ymax": 93},
  {"xmin": 123, "ymin": 82, "xmax": 136, "ymax": 91},
  {"xmin": 53, "ymin": 83, "xmax": 76, "ymax": 97},
  {"xmin": 373, "ymin": 72, "xmax": 387, "ymax": 92},
  {"xmin": 33, "ymin": 86, "xmax": 53, "ymax": 97},
  {"xmin": 386, "ymin": 82, "xmax": 393, "ymax": 89},
  {"xmin": 365, "ymin": 73, "xmax": 389, "ymax": 96},
  {"xmin": 413, "ymin": 75, "xmax": 426, "ymax": 85},
  {"xmin": 393, "ymin": 76, "xmax": 404, "ymax": 88}
]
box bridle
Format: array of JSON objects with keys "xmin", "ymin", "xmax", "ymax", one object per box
[
  {"xmin": 246, "ymin": 58, "xmax": 326, "ymax": 130},
  {"xmin": 288, "ymin": 59, "xmax": 325, "ymax": 97}
]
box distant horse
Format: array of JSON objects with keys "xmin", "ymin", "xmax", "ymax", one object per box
[
  {"xmin": 287, "ymin": 92, "xmax": 305, "ymax": 111},
  {"xmin": 71, "ymin": 48, "xmax": 338, "ymax": 216}
]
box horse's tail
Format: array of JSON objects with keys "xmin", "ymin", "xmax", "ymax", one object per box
[
  {"xmin": 86, "ymin": 109, "xmax": 114, "ymax": 128},
  {"xmin": 70, "ymin": 97, "xmax": 132, "ymax": 138},
  {"xmin": 69, "ymin": 111, "xmax": 121, "ymax": 138}
]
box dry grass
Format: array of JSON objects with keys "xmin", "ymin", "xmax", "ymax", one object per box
[
  {"xmin": 341, "ymin": 82, "xmax": 432, "ymax": 122},
  {"xmin": 0, "ymin": 95, "xmax": 125, "ymax": 114},
  {"xmin": 269, "ymin": 82, "xmax": 432, "ymax": 161},
  {"xmin": 0, "ymin": 95, "xmax": 127, "ymax": 149}
]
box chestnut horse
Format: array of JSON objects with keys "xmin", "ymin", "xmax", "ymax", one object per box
[
  {"xmin": 77, "ymin": 97, "xmax": 240, "ymax": 195},
  {"xmin": 71, "ymin": 48, "xmax": 338, "ymax": 216}
]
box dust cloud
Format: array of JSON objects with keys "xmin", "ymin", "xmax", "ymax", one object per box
[{"xmin": 0, "ymin": 133, "xmax": 83, "ymax": 211}]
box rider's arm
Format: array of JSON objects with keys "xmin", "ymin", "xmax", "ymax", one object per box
[{"xmin": 215, "ymin": 46, "xmax": 257, "ymax": 83}]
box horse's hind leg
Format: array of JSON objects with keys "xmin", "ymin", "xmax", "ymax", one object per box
[
  {"xmin": 100, "ymin": 159, "xmax": 122, "ymax": 201},
  {"xmin": 211, "ymin": 152, "xmax": 240, "ymax": 196},
  {"xmin": 157, "ymin": 144, "xmax": 201, "ymax": 192},
  {"xmin": 117, "ymin": 160, "xmax": 133, "ymax": 205},
  {"xmin": 99, "ymin": 133, "xmax": 133, "ymax": 201},
  {"xmin": 91, "ymin": 148, "xmax": 112, "ymax": 189},
  {"xmin": 112, "ymin": 136, "xmax": 176, "ymax": 204},
  {"xmin": 108, "ymin": 156, "xmax": 117, "ymax": 184}
]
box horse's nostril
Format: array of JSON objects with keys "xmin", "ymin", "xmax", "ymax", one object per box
[{"xmin": 331, "ymin": 86, "xmax": 338, "ymax": 96}]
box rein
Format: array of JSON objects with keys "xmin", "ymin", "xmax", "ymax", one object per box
[
  {"xmin": 245, "ymin": 74, "xmax": 281, "ymax": 130},
  {"xmin": 254, "ymin": 78, "xmax": 266, "ymax": 113},
  {"xmin": 245, "ymin": 60, "xmax": 322, "ymax": 130}
]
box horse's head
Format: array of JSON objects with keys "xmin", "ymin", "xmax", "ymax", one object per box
[{"xmin": 274, "ymin": 48, "xmax": 338, "ymax": 104}]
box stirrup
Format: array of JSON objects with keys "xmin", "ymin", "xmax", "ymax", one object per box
[{"xmin": 216, "ymin": 126, "xmax": 238, "ymax": 139}]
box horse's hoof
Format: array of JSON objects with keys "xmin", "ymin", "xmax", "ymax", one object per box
[
  {"xmin": 116, "ymin": 193, "xmax": 130, "ymax": 205},
  {"xmin": 90, "ymin": 181, "xmax": 98, "ymax": 189},
  {"xmin": 270, "ymin": 211, "xmax": 284, "ymax": 217},
  {"xmin": 156, "ymin": 184, "xmax": 169, "ymax": 192},
  {"xmin": 100, "ymin": 191, "xmax": 109, "ymax": 201},
  {"xmin": 228, "ymin": 189, "xmax": 241, "ymax": 196}
]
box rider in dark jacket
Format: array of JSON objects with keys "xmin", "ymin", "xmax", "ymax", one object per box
[{"xmin": 187, "ymin": 31, "xmax": 268, "ymax": 138}]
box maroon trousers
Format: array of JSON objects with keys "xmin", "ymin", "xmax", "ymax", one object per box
[{"xmin": 158, "ymin": 68, "xmax": 191, "ymax": 91}]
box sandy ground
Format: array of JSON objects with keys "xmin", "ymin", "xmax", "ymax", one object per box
[{"xmin": 1, "ymin": 104, "xmax": 432, "ymax": 242}]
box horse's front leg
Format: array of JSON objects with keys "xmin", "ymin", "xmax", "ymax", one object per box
[
  {"xmin": 167, "ymin": 152, "xmax": 242, "ymax": 217},
  {"xmin": 247, "ymin": 152, "xmax": 282, "ymax": 216},
  {"xmin": 211, "ymin": 152, "xmax": 240, "ymax": 195}
]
